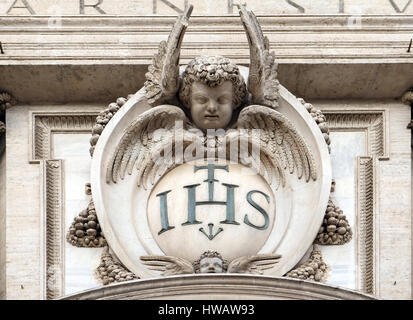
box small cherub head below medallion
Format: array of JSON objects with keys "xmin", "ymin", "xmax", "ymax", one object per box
[
  {"xmin": 179, "ymin": 56, "xmax": 247, "ymax": 130},
  {"xmin": 193, "ymin": 250, "xmax": 229, "ymax": 274}
]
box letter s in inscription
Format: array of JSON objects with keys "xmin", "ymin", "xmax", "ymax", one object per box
[{"xmin": 243, "ymin": 190, "xmax": 270, "ymax": 230}]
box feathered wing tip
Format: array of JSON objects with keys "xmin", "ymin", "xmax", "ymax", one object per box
[
  {"xmin": 237, "ymin": 105, "xmax": 317, "ymax": 188},
  {"xmin": 140, "ymin": 255, "xmax": 194, "ymax": 276},
  {"xmin": 144, "ymin": 5, "xmax": 194, "ymax": 106},
  {"xmin": 106, "ymin": 106, "xmax": 189, "ymax": 187},
  {"xmin": 237, "ymin": 4, "xmax": 279, "ymax": 109},
  {"xmin": 227, "ymin": 253, "xmax": 282, "ymax": 274}
]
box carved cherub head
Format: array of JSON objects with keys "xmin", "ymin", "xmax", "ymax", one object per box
[
  {"xmin": 179, "ymin": 56, "xmax": 247, "ymax": 130},
  {"xmin": 193, "ymin": 250, "xmax": 228, "ymax": 273}
]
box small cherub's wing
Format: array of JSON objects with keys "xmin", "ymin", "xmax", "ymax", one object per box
[
  {"xmin": 140, "ymin": 255, "xmax": 194, "ymax": 276},
  {"xmin": 228, "ymin": 254, "xmax": 282, "ymax": 274},
  {"xmin": 144, "ymin": 5, "xmax": 193, "ymax": 106},
  {"xmin": 237, "ymin": 4, "xmax": 279, "ymax": 109},
  {"xmin": 106, "ymin": 105, "xmax": 198, "ymax": 188},
  {"xmin": 236, "ymin": 105, "xmax": 317, "ymax": 188}
]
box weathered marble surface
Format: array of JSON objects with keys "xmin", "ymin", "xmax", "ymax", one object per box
[{"xmin": 5, "ymin": 106, "xmax": 41, "ymax": 299}]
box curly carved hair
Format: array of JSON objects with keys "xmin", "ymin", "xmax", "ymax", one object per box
[
  {"xmin": 192, "ymin": 250, "xmax": 228, "ymax": 273},
  {"xmin": 179, "ymin": 56, "xmax": 247, "ymax": 110}
]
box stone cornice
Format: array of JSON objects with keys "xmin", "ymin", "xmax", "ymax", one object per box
[
  {"xmin": 1, "ymin": 15, "xmax": 413, "ymax": 30},
  {"xmin": 0, "ymin": 15, "xmax": 412, "ymax": 64},
  {"xmin": 59, "ymin": 274, "xmax": 379, "ymax": 300}
]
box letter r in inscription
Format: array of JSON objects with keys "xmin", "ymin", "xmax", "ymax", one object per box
[{"xmin": 80, "ymin": 0, "xmax": 106, "ymax": 14}]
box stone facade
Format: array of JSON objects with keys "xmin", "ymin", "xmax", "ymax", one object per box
[{"xmin": 0, "ymin": 1, "xmax": 412, "ymax": 300}]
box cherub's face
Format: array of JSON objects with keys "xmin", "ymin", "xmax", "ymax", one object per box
[
  {"xmin": 190, "ymin": 81, "xmax": 233, "ymax": 130},
  {"xmin": 199, "ymin": 257, "xmax": 223, "ymax": 273}
]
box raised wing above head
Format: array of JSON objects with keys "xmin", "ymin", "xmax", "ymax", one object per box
[
  {"xmin": 227, "ymin": 254, "xmax": 282, "ymax": 274},
  {"xmin": 140, "ymin": 255, "xmax": 194, "ymax": 276},
  {"xmin": 237, "ymin": 4, "xmax": 279, "ymax": 109},
  {"xmin": 144, "ymin": 5, "xmax": 194, "ymax": 106},
  {"xmin": 236, "ymin": 105, "xmax": 317, "ymax": 187}
]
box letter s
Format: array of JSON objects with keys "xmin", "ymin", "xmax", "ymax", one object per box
[{"xmin": 244, "ymin": 190, "xmax": 270, "ymax": 230}]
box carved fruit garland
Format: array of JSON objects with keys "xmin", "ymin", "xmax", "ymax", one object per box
[
  {"xmin": 286, "ymin": 245, "xmax": 329, "ymax": 282},
  {"xmin": 96, "ymin": 247, "xmax": 138, "ymax": 285},
  {"xmin": 297, "ymin": 97, "xmax": 353, "ymax": 246},
  {"xmin": 66, "ymin": 95, "xmax": 133, "ymax": 248},
  {"xmin": 315, "ymin": 198, "xmax": 353, "ymax": 245},
  {"xmin": 0, "ymin": 91, "xmax": 17, "ymax": 137},
  {"xmin": 66, "ymin": 199, "xmax": 107, "ymax": 248}
]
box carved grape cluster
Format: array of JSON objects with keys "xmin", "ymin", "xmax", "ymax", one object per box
[
  {"xmin": 297, "ymin": 98, "xmax": 331, "ymax": 153},
  {"xmin": 96, "ymin": 247, "xmax": 138, "ymax": 285},
  {"xmin": 89, "ymin": 95, "xmax": 133, "ymax": 156},
  {"xmin": 0, "ymin": 91, "xmax": 17, "ymax": 136},
  {"xmin": 67, "ymin": 200, "xmax": 107, "ymax": 248},
  {"xmin": 0, "ymin": 91, "xmax": 15, "ymax": 113},
  {"xmin": 315, "ymin": 199, "xmax": 353, "ymax": 245},
  {"xmin": 286, "ymin": 246, "xmax": 328, "ymax": 282}
]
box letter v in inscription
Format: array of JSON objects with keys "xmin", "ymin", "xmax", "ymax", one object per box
[{"xmin": 389, "ymin": 0, "xmax": 412, "ymax": 13}]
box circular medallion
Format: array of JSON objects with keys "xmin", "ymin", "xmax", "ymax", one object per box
[
  {"xmin": 91, "ymin": 85, "xmax": 331, "ymax": 278},
  {"xmin": 146, "ymin": 160, "xmax": 275, "ymax": 262}
]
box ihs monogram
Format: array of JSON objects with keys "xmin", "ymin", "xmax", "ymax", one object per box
[{"xmin": 156, "ymin": 162, "xmax": 271, "ymax": 240}]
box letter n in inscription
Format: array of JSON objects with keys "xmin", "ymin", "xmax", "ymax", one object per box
[
  {"xmin": 244, "ymin": 190, "xmax": 270, "ymax": 230},
  {"xmin": 156, "ymin": 190, "xmax": 175, "ymax": 235},
  {"xmin": 153, "ymin": 0, "xmax": 188, "ymax": 14}
]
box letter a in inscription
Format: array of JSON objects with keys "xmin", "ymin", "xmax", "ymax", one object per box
[{"xmin": 6, "ymin": 0, "xmax": 35, "ymax": 15}]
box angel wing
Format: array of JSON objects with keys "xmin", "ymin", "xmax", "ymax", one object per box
[
  {"xmin": 144, "ymin": 5, "xmax": 193, "ymax": 106},
  {"xmin": 227, "ymin": 254, "xmax": 282, "ymax": 275},
  {"xmin": 106, "ymin": 105, "xmax": 202, "ymax": 189},
  {"xmin": 234, "ymin": 105, "xmax": 317, "ymax": 188},
  {"xmin": 237, "ymin": 4, "xmax": 279, "ymax": 109},
  {"xmin": 140, "ymin": 255, "xmax": 194, "ymax": 276}
]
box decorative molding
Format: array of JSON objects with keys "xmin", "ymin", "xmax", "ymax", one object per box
[
  {"xmin": 1, "ymin": 16, "xmax": 413, "ymax": 64},
  {"xmin": 356, "ymin": 156, "xmax": 376, "ymax": 295},
  {"xmin": 42, "ymin": 159, "xmax": 65, "ymax": 300},
  {"xmin": 60, "ymin": 274, "xmax": 378, "ymax": 300},
  {"xmin": 32, "ymin": 112, "xmax": 99, "ymax": 299},
  {"xmin": 320, "ymin": 109, "xmax": 385, "ymax": 296},
  {"xmin": 323, "ymin": 110, "xmax": 388, "ymax": 159},
  {"xmin": 31, "ymin": 112, "xmax": 98, "ymax": 163}
]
